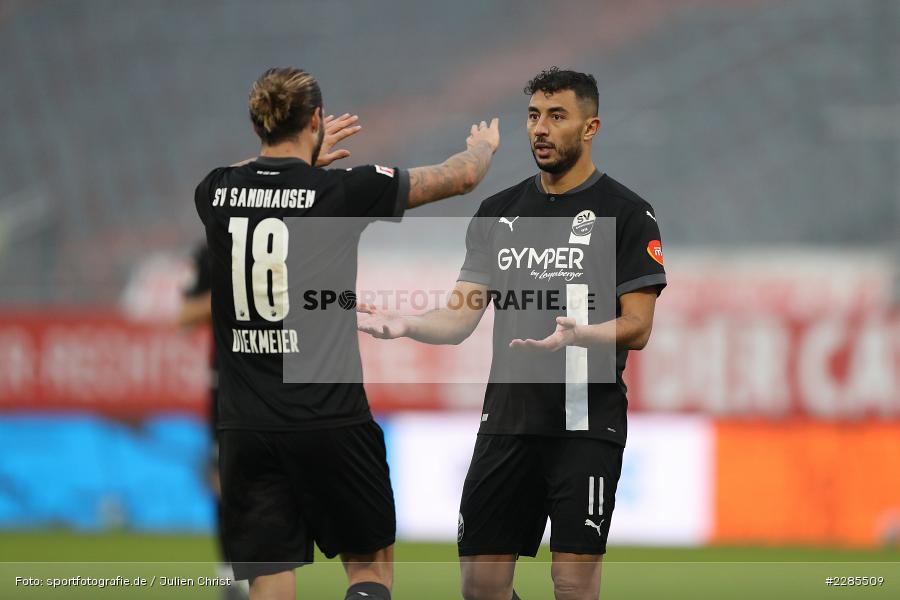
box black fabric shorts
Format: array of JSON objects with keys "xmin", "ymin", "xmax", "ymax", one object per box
[
  {"xmin": 458, "ymin": 434, "xmax": 623, "ymax": 557},
  {"xmin": 219, "ymin": 420, "xmax": 396, "ymax": 580}
]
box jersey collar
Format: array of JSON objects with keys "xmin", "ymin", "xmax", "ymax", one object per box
[
  {"xmin": 253, "ymin": 156, "xmax": 310, "ymax": 168},
  {"xmin": 533, "ymin": 169, "xmax": 604, "ymax": 195}
]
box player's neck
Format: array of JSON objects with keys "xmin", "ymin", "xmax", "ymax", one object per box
[
  {"xmin": 259, "ymin": 139, "xmax": 314, "ymax": 165},
  {"xmin": 539, "ymin": 156, "xmax": 597, "ymax": 195}
]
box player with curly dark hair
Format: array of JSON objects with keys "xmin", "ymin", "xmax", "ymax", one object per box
[{"xmin": 359, "ymin": 67, "xmax": 666, "ymax": 599}]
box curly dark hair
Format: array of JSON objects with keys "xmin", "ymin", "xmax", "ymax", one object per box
[{"xmin": 524, "ymin": 67, "xmax": 598, "ymax": 116}]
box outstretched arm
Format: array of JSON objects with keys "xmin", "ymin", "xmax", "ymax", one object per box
[
  {"xmin": 509, "ymin": 288, "xmax": 658, "ymax": 352},
  {"xmin": 358, "ymin": 281, "xmax": 489, "ymax": 345},
  {"xmin": 406, "ymin": 119, "xmax": 500, "ymax": 209}
]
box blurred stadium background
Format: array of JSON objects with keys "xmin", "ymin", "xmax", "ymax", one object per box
[{"xmin": 0, "ymin": 0, "xmax": 898, "ymax": 598}]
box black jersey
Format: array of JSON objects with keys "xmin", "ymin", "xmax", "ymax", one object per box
[
  {"xmin": 184, "ymin": 242, "xmax": 213, "ymax": 300},
  {"xmin": 182, "ymin": 241, "xmax": 219, "ymax": 425},
  {"xmin": 194, "ymin": 156, "xmax": 408, "ymax": 431},
  {"xmin": 458, "ymin": 170, "xmax": 666, "ymax": 446}
]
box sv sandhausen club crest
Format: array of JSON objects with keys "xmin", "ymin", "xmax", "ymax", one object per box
[{"xmin": 568, "ymin": 209, "xmax": 596, "ymax": 245}]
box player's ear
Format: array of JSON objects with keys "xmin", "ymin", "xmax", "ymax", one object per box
[
  {"xmin": 310, "ymin": 106, "xmax": 322, "ymax": 133},
  {"xmin": 583, "ymin": 116, "xmax": 600, "ymax": 141}
]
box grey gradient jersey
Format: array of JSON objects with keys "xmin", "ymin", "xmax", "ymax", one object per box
[{"xmin": 459, "ymin": 170, "xmax": 666, "ymax": 446}]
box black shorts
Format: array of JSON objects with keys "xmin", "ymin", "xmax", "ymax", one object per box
[
  {"xmin": 458, "ymin": 434, "xmax": 623, "ymax": 557},
  {"xmin": 219, "ymin": 420, "xmax": 396, "ymax": 580}
]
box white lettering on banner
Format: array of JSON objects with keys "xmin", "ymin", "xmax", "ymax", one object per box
[
  {"xmin": 0, "ymin": 328, "xmax": 36, "ymax": 397},
  {"xmin": 4, "ymin": 311, "xmax": 892, "ymax": 417},
  {"xmin": 47, "ymin": 331, "xmax": 182, "ymax": 398},
  {"xmin": 32, "ymin": 326, "xmax": 208, "ymax": 402},
  {"xmin": 636, "ymin": 318, "xmax": 788, "ymax": 415},
  {"xmin": 845, "ymin": 321, "xmax": 896, "ymax": 412},
  {"xmin": 636, "ymin": 315, "xmax": 899, "ymax": 417},
  {"xmin": 799, "ymin": 318, "xmax": 897, "ymax": 417},
  {"xmin": 731, "ymin": 318, "xmax": 791, "ymax": 414}
]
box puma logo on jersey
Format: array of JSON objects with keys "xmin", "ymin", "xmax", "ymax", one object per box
[
  {"xmin": 584, "ymin": 518, "xmax": 605, "ymax": 536},
  {"xmin": 645, "ymin": 210, "xmax": 657, "ymax": 222},
  {"xmin": 499, "ymin": 216, "xmax": 519, "ymax": 231}
]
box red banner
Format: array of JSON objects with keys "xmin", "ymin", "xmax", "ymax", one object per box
[
  {"xmin": 0, "ymin": 313, "xmax": 211, "ymax": 418},
  {"xmin": 627, "ymin": 311, "xmax": 899, "ymax": 418},
  {"xmin": 0, "ymin": 251, "xmax": 897, "ymax": 418},
  {"xmin": 0, "ymin": 310, "xmax": 895, "ymax": 418}
]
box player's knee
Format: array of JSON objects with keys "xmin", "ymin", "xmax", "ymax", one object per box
[
  {"xmin": 460, "ymin": 574, "xmax": 511, "ymax": 600},
  {"xmin": 459, "ymin": 577, "xmax": 484, "ymax": 600},
  {"xmin": 551, "ymin": 571, "xmax": 599, "ymax": 600},
  {"xmin": 460, "ymin": 584, "xmax": 506, "ymax": 600}
]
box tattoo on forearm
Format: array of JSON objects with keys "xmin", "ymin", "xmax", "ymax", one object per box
[
  {"xmin": 408, "ymin": 163, "xmax": 458, "ymax": 208},
  {"xmin": 408, "ymin": 141, "xmax": 493, "ymax": 208},
  {"xmin": 449, "ymin": 140, "xmax": 492, "ymax": 185}
]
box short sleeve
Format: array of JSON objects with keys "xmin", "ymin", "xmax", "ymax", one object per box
[
  {"xmin": 457, "ymin": 204, "xmax": 493, "ymax": 286},
  {"xmin": 194, "ymin": 168, "xmax": 223, "ymax": 226},
  {"xmin": 194, "ymin": 180, "xmax": 210, "ymax": 225},
  {"xmin": 337, "ymin": 165, "xmax": 409, "ymax": 221},
  {"xmin": 183, "ymin": 243, "xmax": 211, "ymax": 298},
  {"xmin": 616, "ymin": 204, "xmax": 667, "ymax": 296}
]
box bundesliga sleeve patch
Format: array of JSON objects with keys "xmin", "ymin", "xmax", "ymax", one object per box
[
  {"xmin": 375, "ymin": 165, "xmax": 395, "ymax": 178},
  {"xmin": 647, "ymin": 240, "xmax": 664, "ymax": 265}
]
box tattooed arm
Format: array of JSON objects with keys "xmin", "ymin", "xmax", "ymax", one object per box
[{"xmin": 407, "ymin": 118, "xmax": 499, "ymax": 208}]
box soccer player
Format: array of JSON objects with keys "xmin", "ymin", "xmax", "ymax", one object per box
[
  {"xmin": 178, "ymin": 241, "xmax": 249, "ymax": 600},
  {"xmin": 358, "ymin": 67, "xmax": 666, "ymax": 599},
  {"xmin": 194, "ymin": 67, "xmax": 499, "ymax": 600},
  {"xmin": 179, "ymin": 110, "xmax": 379, "ymax": 600}
]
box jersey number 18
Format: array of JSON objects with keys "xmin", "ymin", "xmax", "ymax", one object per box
[{"xmin": 228, "ymin": 217, "xmax": 289, "ymax": 322}]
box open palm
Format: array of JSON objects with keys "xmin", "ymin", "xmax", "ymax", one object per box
[
  {"xmin": 509, "ymin": 316, "xmax": 578, "ymax": 352},
  {"xmin": 356, "ymin": 304, "xmax": 409, "ymax": 339}
]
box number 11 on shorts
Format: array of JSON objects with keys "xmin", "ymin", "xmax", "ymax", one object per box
[{"xmin": 588, "ymin": 475, "xmax": 604, "ymax": 516}]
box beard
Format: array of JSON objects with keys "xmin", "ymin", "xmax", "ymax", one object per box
[
  {"xmin": 310, "ymin": 121, "xmax": 325, "ymax": 166},
  {"xmin": 531, "ymin": 138, "xmax": 582, "ymax": 175}
]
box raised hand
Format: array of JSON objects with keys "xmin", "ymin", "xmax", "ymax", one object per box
[
  {"xmin": 406, "ymin": 117, "xmax": 500, "ymax": 208},
  {"xmin": 466, "ymin": 117, "xmax": 500, "ymax": 154},
  {"xmin": 509, "ymin": 316, "xmax": 579, "ymax": 352},
  {"xmin": 316, "ymin": 113, "xmax": 362, "ymax": 167}
]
